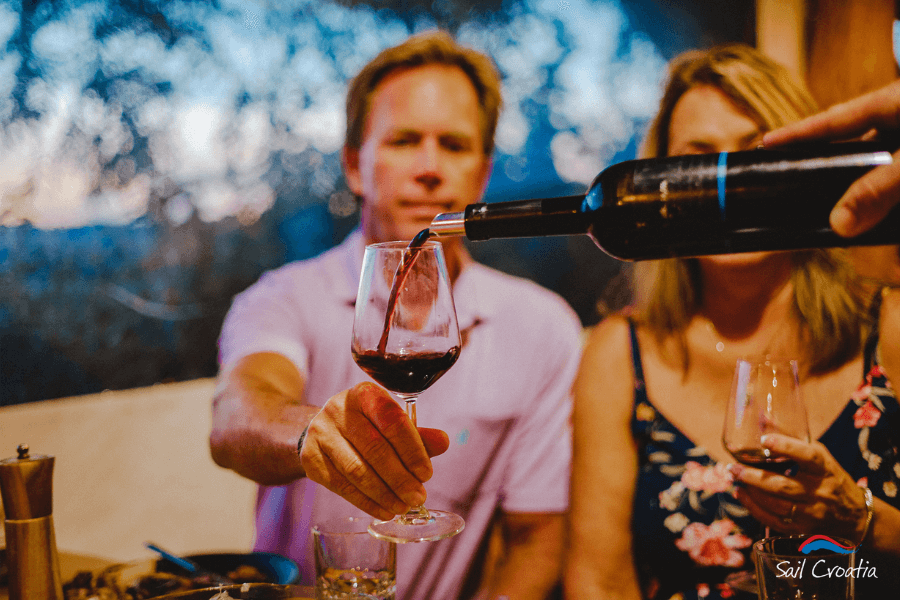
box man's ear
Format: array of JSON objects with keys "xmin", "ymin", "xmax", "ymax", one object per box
[{"xmin": 342, "ymin": 146, "xmax": 364, "ymax": 196}]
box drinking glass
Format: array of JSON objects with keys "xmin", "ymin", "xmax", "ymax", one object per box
[
  {"xmin": 313, "ymin": 516, "xmax": 396, "ymax": 599},
  {"xmin": 755, "ymin": 535, "xmax": 856, "ymax": 600},
  {"xmin": 722, "ymin": 356, "xmax": 811, "ymax": 594},
  {"xmin": 351, "ymin": 240, "xmax": 464, "ymax": 543}
]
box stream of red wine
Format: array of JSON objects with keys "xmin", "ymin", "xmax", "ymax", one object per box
[{"xmin": 376, "ymin": 228, "xmax": 434, "ymax": 355}]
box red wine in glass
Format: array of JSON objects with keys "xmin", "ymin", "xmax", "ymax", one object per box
[
  {"xmin": 352, "ymin": 233, "xmax": 464, "ymax": 543},
  {"xmin": 352, "ymin": 348, "xmax": 460, "ymax": 395},
  {"xmin": 729, "ymin": 448, "xmax": 799, "ymax": 476}
]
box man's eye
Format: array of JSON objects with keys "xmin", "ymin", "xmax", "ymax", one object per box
[
  {"xmin": 442, "ymin": 138, "xmax": 471, "ymax": 152},
  {"xmin": 388, "ymin": 136, "xmax": 417, "ymax": 146}
]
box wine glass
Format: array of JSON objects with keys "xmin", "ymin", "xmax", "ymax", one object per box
[
  {"xmin": 722, "ymin": 355, "xmax": 810, "ymax": 593},
  {"xmin": 351, "ymin": 240, "xmax": 464, "ymax": 543},
  {"xmin": 723, "ymin": 356, "xmax": 810, "ymax": 473}
]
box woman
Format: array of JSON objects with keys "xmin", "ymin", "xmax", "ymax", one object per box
[{"xmin": 565, "ymin": 45, "xmax": 900, "ymax": 600}]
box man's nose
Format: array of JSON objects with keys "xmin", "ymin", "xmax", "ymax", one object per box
[{"xmin": 414, "ymin": 139, "xmax": 443, "ymax": 191}]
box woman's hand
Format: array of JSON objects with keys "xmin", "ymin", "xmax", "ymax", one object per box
[{"xmin": 728, "ymin": 433, "xmax": 869, "ymax": 545}]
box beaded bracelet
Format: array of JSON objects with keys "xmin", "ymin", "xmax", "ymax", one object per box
[
  {"xmin": 858, "ymin": 487, "xmax": 874, "ymax": 547},
  {"xmin": 297, "ymin": 424, "xmax": 310, "ymax": 456}
]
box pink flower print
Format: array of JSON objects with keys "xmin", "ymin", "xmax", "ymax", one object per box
[
  {"xmin": 869, "ymin": 365, "xmax": 886, "ymax": 379},
  {"xmin": 857, "ymin": 477, "xmax": 869, "ymax": 488},
  {"xmin": 697, "ymin": 583, "xmax": 710, "ymax": 598},
  {"xmin": 675, "ymin": 520, "xmax": 751, "ymax": 567},
  {"xmin": 718, "ymin": 584, "xmax": 736, "ymax": 598},
  {"xmin": 659, "ymin": 482, "xmax": 684, "ymax": 511},
  {"xmin": 853, "ymin": 401, "xmax": 881, "ymax": 429},
  {"xmin": 851, "ymin": 383, "xmax": 872, "ymax": 403},
  {"xmin": 681, "ymin": 461, "xmax": 734, "ymax": 493}
]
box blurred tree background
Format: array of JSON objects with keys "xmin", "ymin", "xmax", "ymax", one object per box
[{"xmin": 0, "ymin": 0, "xmax": 753, "ymax": 405}]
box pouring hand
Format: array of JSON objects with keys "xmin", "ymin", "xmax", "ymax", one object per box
[
  {"xmin": 763, "ymin": 79, "xmax": 900, "ymax": 238},
  {"xmin": 299, "ymin": 381, "xmax": 449, "ymax": 521}
]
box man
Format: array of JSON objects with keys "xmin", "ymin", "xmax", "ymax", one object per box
[{"xmin": 210, "ymin": 31, "xmax": 583, "ymax": 600}]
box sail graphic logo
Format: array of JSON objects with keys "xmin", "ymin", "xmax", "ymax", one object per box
[
  {"xmin": 798, "ymin": 535, "xmax": 856, "ymax": 555},
  {"xmin": 773, "ymin": 536, "xmax": 877, "ymax": 580}
]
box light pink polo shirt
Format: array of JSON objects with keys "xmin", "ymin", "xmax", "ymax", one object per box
[{"xmin": 218, "ymin": 229, "xmax": 582, "ymax": 600}]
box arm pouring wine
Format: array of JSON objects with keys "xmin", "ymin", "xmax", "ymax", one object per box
[{"xmin": 429, "ymin": 142, "xmax": 900, "ymax": 261}]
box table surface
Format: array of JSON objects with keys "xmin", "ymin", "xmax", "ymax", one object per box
[{"xmin": 0, "ymin": 551, "xmax": 314, "ymax": 600}]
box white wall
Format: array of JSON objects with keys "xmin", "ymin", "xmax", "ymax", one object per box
[{"xmin": 0, "ymin": 379, "xmax": 258, "ymax": 562}]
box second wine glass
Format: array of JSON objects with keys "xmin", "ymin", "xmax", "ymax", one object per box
[
  {"xmin": 351, "ymin": 240, "xmax": 464, "ymax": 543},
  {"xmin": 723, "ymin": 356, "xmax": 810, "ymax": 474}
]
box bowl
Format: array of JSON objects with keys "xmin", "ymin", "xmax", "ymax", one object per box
[
  {"xmin": 62, "ymin": 553, "xmax": 302, "ymax": 599},
  {"xmin": 154, "ymin": 583, "xmax": 312, "ymax": 599},
  {"xmin": 154, "ymin": 553, "xmax": 300, "ymax": 585}
]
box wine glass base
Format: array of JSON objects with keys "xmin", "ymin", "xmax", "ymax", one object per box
[{"xmin": 368, "ymin": 509, "xmax": 465, "ymax": 543}]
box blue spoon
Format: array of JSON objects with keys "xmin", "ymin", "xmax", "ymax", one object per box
[{"xmin": 144, "ymin": 542, "xmax": 234, "ymax": 586}]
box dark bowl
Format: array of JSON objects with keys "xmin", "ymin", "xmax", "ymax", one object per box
[
  {"xmin": 155, "ymin": 552, "xmax": 300, "ymax": 585},
  {"xmin": 155, "ymin": 583, "xmax": 312, "ymax": 599}
]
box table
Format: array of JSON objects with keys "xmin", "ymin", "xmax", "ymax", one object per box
[{"xmin": 0, "ymin": 552, "xmax": 314, "ymax": 600}]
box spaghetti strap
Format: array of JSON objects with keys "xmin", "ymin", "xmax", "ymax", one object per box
[{"xmin": 628, "ymin": 318, "xmax": 647, "ymax": 387}]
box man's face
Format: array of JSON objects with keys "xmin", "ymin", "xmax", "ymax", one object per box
[{"xmin": 344, "ymin": 64, "xmax": 492, "ymax": 243}]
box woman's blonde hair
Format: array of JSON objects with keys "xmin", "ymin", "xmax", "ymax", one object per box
[{"xmin": 633, "ymin": 44, "xmax": 869, "ymax": 374}]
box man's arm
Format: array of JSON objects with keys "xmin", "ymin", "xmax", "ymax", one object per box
[
  {"xmin": 210, "ymin": 351, "xmax": 449, "ymax": 521},
  {"xmin": 476, "ymin": 512, "xmax": 566, "ymax": 600},
  {"xmin": 763, "ymin": 80, "xmax": 900, "ymax": 237},
  {"xmin": 210, "ymin": 352, "xmax": 314, "ymax": 486}
]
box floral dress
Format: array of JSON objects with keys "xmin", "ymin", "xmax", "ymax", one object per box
[{"xmin": 627, "ymin": 306, "xmax": 900, "ymax": 600}]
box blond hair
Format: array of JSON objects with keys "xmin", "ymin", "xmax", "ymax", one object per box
[
  {"xmin": 633, "ymin": 44, "xmax": 869, "ymax": 374},
  {"xmin": 345, "ymin": 30, "xmax": 502, "ymax": 156}
]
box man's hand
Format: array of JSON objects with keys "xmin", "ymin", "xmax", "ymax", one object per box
[
  {"xmin": 300, "ymin": 381, "xmax": 450, "ymax": 520},
  {"xmin": 763, "ymin": 79, "xmax": 900, "ymax": 237}
]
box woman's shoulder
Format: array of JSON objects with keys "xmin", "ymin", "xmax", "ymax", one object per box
[
  {"xmin": 575, "ymin": 314, "xmax": 638, "ymax": 425},
  {"xmin": 584, "ymin": 313, "xmax": 634, "ymax": 356},
  {"xmin": 579, "ymin": 314, "xmax": 637, "ymax": 392}
]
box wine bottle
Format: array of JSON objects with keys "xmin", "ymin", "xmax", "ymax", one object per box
[{"xmin": 428, "ymin": 142, "xmax": 900, "ymax": 261}]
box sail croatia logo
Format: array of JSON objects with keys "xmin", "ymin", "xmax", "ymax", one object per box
[
  {"xmin": 798, "ymin": 535, "xmax": 855, "ymax": 555},
  {"xmin": 774, "ymin": 536, "xmax": 877, "ymax": 580}
]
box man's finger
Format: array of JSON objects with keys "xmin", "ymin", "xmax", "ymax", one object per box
[
  {"xmin": 341, "ymin": 418, "xmax": 429, "ymax": 508},
  {"xmin": 831, "ymin": 158, "xmax": 900, "ymax": 236},
  {"xmin": 419, "ymin": 427, "xmax": 450, "ymax": 458},
  {"xmin": 764, "ymin": 80, "xmax": 900, "ymax": 147},
  {"xmin": 303, "ymin": 435, "xmax": 406, "ymax": 519},
  {"xmin": 317, "ymin": 451, "xmax": 403, "ymax": 521},
  {"xmin": 352, "ymin": 382, "xmax": 435, "ymax": 483}
]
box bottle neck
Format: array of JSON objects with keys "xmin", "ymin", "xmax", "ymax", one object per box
[
  {"xmin": 429, "ymin": 211, "xmax": 466, "ymax": 237},
  {"xmin": 429, "ymin": 195, "xmax": 588, "ymax": 241}
]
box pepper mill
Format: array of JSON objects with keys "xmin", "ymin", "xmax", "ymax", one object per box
[{"xmin": 0, "ymin": 444, "xmax": 63, "ymax": 600}]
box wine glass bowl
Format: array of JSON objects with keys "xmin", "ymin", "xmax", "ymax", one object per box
[
  {"xmin": 351, "ymin": 240, "xmax": 464, "ymax": 543},
  {"xmin": 723, "ymin": 356, "xmax": 810, "ymax": 474}
]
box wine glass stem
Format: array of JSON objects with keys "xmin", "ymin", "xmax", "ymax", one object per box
[{"xmin": 397, "ymin": 395, "xmax": 432, "ymax": 524}]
